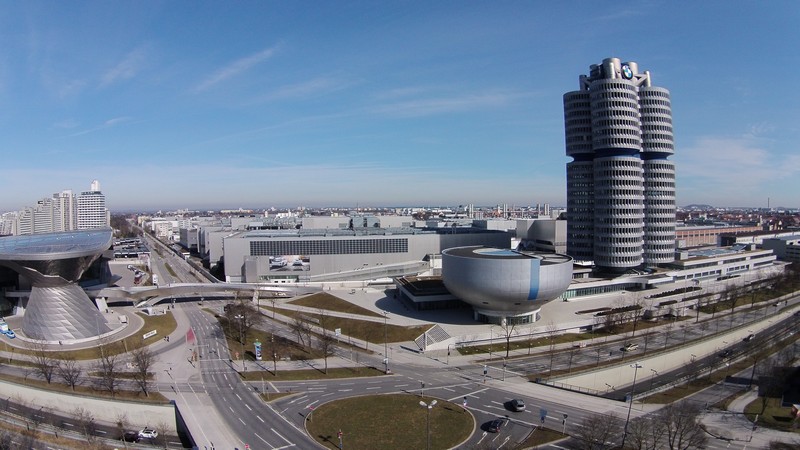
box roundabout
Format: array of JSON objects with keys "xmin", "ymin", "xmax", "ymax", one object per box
[{"xmin": 305, "ymin": 393, "xmax": 474, "ymax": 450}]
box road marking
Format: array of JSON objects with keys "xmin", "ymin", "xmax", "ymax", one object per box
[
  {"xmin": 338, "ymin": 389, "xmax": 353, "ymax": 392},
  {"xmin": 256, "ymin": 415, "xmax": 264, "ymax": 423},
  {"xmin": 239, "ymin": 417, "xmax": 246, "ymax": 426},
  {"xmin": 255, "ymin": 432, "xmax": 271, "ymax": 445},
  {"xmin": 448, "ymin": 387, "xmax": 489, "ymax": 402},
  {"xmin": 245, "ymin": 403, "xmax": 252, "ymax": 411},
  {"xmin": 367, "ymin": 387, "xmax": 381, "ymax": 390},
  {"xmin": 272, "ymin": 428, "xmax": 293, "ymax": 443}
]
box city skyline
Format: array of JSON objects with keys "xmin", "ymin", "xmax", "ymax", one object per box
[{"xmin": 0, "ymin": 2, "xmax": 798, "ymax": 211}]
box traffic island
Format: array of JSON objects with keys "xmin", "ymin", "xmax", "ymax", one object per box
[{"xmin": 305, "ymin": 393, "xmax": 474, "ymax": 450}]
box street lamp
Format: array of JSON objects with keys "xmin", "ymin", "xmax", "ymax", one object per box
[
  {"xmin": 419, "ymin": 399, "xmax": 437, "ymax": 450},
  {"xmin": 649, "ymin": 368, "xmax": 658, "ymax": 393},
  {"xmin": 383, "ymin": 311, "xmax": 390, "ymax": 374},
  {"xmin": 234, "ymin": 314, "xmax": 246, "ymax": 371},
  {"xmin": 621, "ymin": 362, "xmax": 643, "ymax": 449}
]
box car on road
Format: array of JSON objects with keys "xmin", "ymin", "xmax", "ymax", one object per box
[
  {"xmin": 510, "ymin": 399, "xmax": 526, "ymax": 412},
  {"xmin": 718, "ymin": 350, "xmax": 732, "ymax": 358},
  {"xmin": 743, "ymin": 334, "xmax": 755, "ymax": 342},
  {"xmin": 487, "ymin": 418, "xmax": 506, "ymax": 433},
  {"xmin": 4, "ymin": 330, "xmax": 15, "ymax": 339},
  {"xmin": 138, "ymin": 428, "xmax": 158, "ymax": 439},
  {"xmin": 122, "ymin": 431, "xmax": 140, "ymax": 442},
  {"xmin": 622, "ymin": 343, "xmax": 639, "ymax": 352}
]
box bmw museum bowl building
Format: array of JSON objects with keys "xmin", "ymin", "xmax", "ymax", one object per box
[{"xmin": 441, "ymin": 246, "xmax": 573, "ymax": 324}]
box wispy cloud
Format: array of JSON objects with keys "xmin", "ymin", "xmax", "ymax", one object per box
[
  {"xmin": 100, "ymin": 46, "xmax": 149, "ymax": 88},
  {"xmin": 194, "ymin": 45, "xmax": 280, "ymax": 92},
  {"xmin": 259, "ymin": 77, "xmax": 358, "ymax": 101},
  {"xmin": 67, "ymin": 116, "xmax": 132, "ymax": 137},
  {"xmin": 371, "ymin": 90, "xmax": 532, "ymax": 117}
]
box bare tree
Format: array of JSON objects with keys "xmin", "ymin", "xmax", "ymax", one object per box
[
  {"xmin": 0, "ymin": 430, "xmax": 12, "ymax": 450},
  {"xmin": 115, "ymin": 411, "xmax": 130, "ymax": 446},
  {"xmin": 223, "ymin": 301, "xmax": 264, "ymax": 344},
  {"xmin": 498, "ymin": 319, "xmax": 517, "ymax": 358},
  {"xmin": 627, "ymin": 416, "xmax": 667, "ymax": 450},
  {"xmin": 659, "ymin": 401, "xmax": 708, "ymax": 450},
  {"xmin": 573, "ymin": 412, "xmax": 623, "ymax": 450},
  {"xmin": 72, "ymin": 406, "xmax": 97, "ymax": 441},
  {"xmin": 663, "ymin": 321, "xmax": 675, "ymax": 349},
  {"xmin": 291, "ymin": 314, "xmax": 311, "ymax": 348},
  {"xmin": 628, "ymin": 294, "xmax": 645, "ymax": 339},
  {"xmin": 156, "ymin": 419, "xmax": 172, "ymax": 450},
  {"xmin": 57, "ymin": 356, "xmax": 83, "ymax": 391},
  {"xmin": 546, "ymin": 321, "xmax": 559, "ymax": 377},
  {"xmin": 130, "ymin": 343, "xmax": 155, "ymax": 396},
  {"xmin": 30, "ymin": 342, "xmax": 58, "ymax": 383},
  {"xmin": 317, "ymin": 328, "xmax": 337, "ymax": 374},
  {"xmin": 94, "ymin": 341, "xmax": 123, "ymax": 397}
]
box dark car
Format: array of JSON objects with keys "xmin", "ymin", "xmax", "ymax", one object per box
[
  {"xmin": 718, "ymin": 349, "xmax": 732, "ymax": 358},
  {"xmin": 122, "ymin": 431, "xmax": 140, "ymax": 442},
  {"xmin": 487, "ymin": 418, "xmax": 506, "ymax": 433},
  {"xmin": 510, "ymin": 399, "xmax": 526, "ymax": 412},
  {"xmin": 743, "ymin": 334, "xmax": 755, "ymax": 342}
]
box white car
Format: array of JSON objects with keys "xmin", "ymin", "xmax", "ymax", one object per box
[{"xmin": 139, "ymin": 428, "xmax": 158, "ymax": 439}]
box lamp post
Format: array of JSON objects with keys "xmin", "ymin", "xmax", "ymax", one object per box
[
  {"xmin": 419, "ymin": 399, "xmax": 437, "ymax": 450},
  {"xmin": 446, "ymin": 344, "xmax": 454, "ymax": 365},
  {"xmin": 621, "ymin": 362, "xmax": 643, "ymax": 449},
  {"xmin": 649, "ymin": 368, "xmax": 658, "ymax": 393},
  {"xmin": 234, "ymin": 314, "xmax": 245, "ymax": 371},
  {"xmin": 383, "ymin": 311, "xmax": 389, "ymax": 374}
]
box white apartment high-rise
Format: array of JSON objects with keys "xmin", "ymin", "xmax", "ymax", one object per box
[
  {"xmin": 564, "ymin": 57, "xmax": 675, "ymax": 272},
  {"xmin": 76, "ymin": 180, "xmax": 109, "ymax": 230}
]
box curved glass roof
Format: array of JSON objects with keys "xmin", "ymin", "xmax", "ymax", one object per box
[{"xmin": 0, "ymin": 228, "xmax": 113, "ymax": 260}]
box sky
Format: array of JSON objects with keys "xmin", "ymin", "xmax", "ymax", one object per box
[{"xmin": 0, "ymin": 1, "xmax": 798, "ymax": 212}]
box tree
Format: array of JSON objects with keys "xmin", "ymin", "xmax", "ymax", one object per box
[
  {"xmin": 94, "ymin": 341, "xmax": 123, "ymax": 397},
  {"xmin": 130, "ymin": 343, "xmax": 155, "ymax": 396},
  {"xmin": 627, "ymin": 416, "xmax": 667, "ymax": 450},
  {"xmin": 317, "ymin": 328, "xmax": 337, "ymax": 374},
  {"xmin": 31, "ymin": 342, "xmax": 58, "ymax": 383},
  {"xmin": 573, "ymin": 413, "xmax": 623, "ymax": 450},
  {"xmin": 658, "ymin": 401, "xmax": 708, "ymax": 450},
  {"xmin": 545, "ymin": 321, "xmax": 559, "ymax": 377},
  {"xmin": 291, "ymin": 314, "xmax": 311, "ymax": 348},
  {"xmin": 57, "ymin": 356, "xmax": 83, "ymax": 391},
  {"xmin": 72, "ymin": 406, "xmax": 97, "ymax": 441},
  {"xmin": 223, "ymin": 300, "xmax": 264, "ymax": 345},
  {"xmin": 498, "ymin": 319, "xmax": 517, "ymax": 358}
]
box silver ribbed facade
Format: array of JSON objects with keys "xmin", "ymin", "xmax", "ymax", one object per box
[{"xmin": 564, "ymin": 57, "xmax": 675, "ymax": 272}]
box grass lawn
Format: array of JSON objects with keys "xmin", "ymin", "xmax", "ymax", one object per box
[
  {"xmin": 3, "ymin": 311, "xmax": 177, "ymax": 361},
  {"xmin": 0, "ymin": 371, "xmax": 169, "ymax": 403},
  {"xmin": 288, "ymin": 292, "xmax": 384, "ymax": 317},
  {"xmin": 518, "ymin": 426, "xmax": 567, "ymax": 447},
  {"xmin": 744, "ymin": 397, "xmax": 800, "ymax": 432},
  {"xmin": 306, "ymin": 393, "xmax": 473, "ymax": 450}
]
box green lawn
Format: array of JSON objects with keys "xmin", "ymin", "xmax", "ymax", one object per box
[
  {"xmin": 306, "ymin": 394, "xmax": 473, "ymax": 450},
  {"xmin": 288, "ymin": 292, "xmax": 384, "ymax": 317}
]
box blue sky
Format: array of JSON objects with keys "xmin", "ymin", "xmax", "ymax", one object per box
[{"xmin": 0, "ymin": 1, "xmax": 798, "ymax": 212}]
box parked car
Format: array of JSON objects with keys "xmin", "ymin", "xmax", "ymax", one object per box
[
  {"xmin": 4, "ymin": 330, "xmax": 15, "ymax": 339},
  {"xmin": 487, "ymin": 418, "xmax": 506, "ymax": 433},
  {"xmin": 139, "ymin": 428, "xmax": 158, "ymax": 439},
  {"xmin": 122, "ymin": 431, "xmax": 140, "ymax": 442},
  {"xmin": 510, "ymin": 399, "xmax": 526, "ymax": 412},
  {"xmin": 622, "ymin": 343, "xmax": 639, "ymax": 352}
]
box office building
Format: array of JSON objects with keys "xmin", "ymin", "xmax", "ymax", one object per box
[
  {"xmin": 76, "ymin": 180, "xmax": 110, "ymax": 230},
  {"xmin": 564, "ymin": 57, "xmax": 675, "ymax": 272}
]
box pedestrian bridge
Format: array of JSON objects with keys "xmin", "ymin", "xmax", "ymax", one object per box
[{"xmin": 88, "ymin": 282, "xmax": 322, "ymax": 307}]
